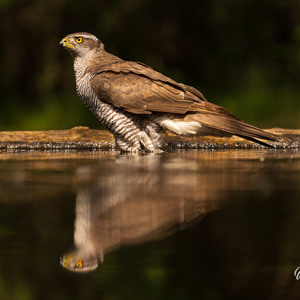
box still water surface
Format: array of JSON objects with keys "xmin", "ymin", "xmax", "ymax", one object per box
[{"xmin": 0, "ymin": 149, "xmax": 300, "ymax": 299}]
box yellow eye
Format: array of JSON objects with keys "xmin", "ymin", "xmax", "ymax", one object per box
[
  {"xmin": 76, "ymin": 37, "xmax": 83, "ymax": 44},
  {"xmin": 75, "ymin": 259, "xmax": 83, "ymax": 268}
]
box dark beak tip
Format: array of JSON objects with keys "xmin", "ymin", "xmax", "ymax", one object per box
[{"xmin": 59, "ymin": 41, "xmax": 64, "ymax": 47}]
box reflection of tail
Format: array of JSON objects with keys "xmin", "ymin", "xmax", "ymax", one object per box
[{"xmin": 161, "ymin": 111, "xmax": 281, "ymax": 147}]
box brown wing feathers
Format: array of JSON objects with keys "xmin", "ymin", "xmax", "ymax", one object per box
[{"xmin": 91, "ymin": 71, "xmax": 196, "ymax": 114}]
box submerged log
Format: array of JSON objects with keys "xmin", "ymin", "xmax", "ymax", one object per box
[{"xmin": 0, "ymin": 127, "xmax": 299, "ymax": 150}]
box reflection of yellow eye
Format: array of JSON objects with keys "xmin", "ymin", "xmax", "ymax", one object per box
[
  {"xmin": 76, "ymin": 259, "xmax": 83, "ymax": 268},
  {"xmin": 76, "ymin": 37, "xmax": 83, "ymax": 44}
]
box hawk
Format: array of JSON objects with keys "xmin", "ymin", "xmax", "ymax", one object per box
[{"xmin": 60, "ymin": 32, "xmax": 280, "ymax": 152}]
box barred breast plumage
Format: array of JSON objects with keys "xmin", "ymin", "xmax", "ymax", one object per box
[{"xmin": 60, "ymin": 32, "xmax": 280, "ymax": 152}]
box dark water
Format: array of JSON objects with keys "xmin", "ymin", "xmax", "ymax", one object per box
[{"xmin": 0, "ymin": 149, "xmax": 300, "ymax": 300}]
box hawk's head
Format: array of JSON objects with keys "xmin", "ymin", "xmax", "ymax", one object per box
[
  {"xmin": 60, "ymin": 248, "xmax": 100, "ymax": 273},
  {"xmin": 59, "ymin": 32, "xmax": 104, "ymax": 58}
]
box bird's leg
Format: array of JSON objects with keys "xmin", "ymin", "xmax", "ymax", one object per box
[
  {"xmin": 114, "ymin": 131, "xmax": 162, "ymax": 153},
  {"xmin": 144, "ymin": 122, "xmax": 164, "ymax": 150},
  {"xmin": 114, "ymin": 133, "xmax": 143, "ymax": 152},
  {"xmin": 138, "ymin": 131, "xmax": 162, "ymax": 153},
  {"xmin": 126, "ymin": 120, "xmax": 164, "ymax": 153},
  {"xmin": 97, "ymin": 103, "xmax": 162, "ymax": 152}
]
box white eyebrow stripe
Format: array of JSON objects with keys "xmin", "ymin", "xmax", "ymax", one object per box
[{"xmin": 74, "ymin": 34, "xmax": 99, "ymax": 42}]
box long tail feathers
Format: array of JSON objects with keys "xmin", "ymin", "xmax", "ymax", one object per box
[{"xmin": 185, "ymin": 113, "xmax": 281, "ymax": 147}]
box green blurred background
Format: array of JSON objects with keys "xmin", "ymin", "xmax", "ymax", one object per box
[{"xmin": 1, "ymin": 0, "xmax": 300, "ymax": 131}]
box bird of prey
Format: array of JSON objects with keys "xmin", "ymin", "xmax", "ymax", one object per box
[{"xmin": 60, "ymin": 32, "xmax": 280, "ymax": 152}]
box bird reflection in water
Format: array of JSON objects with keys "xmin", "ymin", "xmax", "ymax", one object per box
[{"xmin": 60, "ymin": 154, "xmax": 237, "ymax": 272}]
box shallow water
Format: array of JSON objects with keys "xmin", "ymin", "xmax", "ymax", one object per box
[{"xmin": 0, "ymin": 149, "xmax": 300, "ymax": 299}]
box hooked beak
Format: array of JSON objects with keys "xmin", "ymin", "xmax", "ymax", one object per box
[{"xmin": 59, "ymin": 38, "xmax": 74, "ymax": 48}]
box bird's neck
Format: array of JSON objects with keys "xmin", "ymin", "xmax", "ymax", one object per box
[
  {"xmin": 74, "ymin": 56, "xmax": 89, "ymax": 79},
  {"xmin": 74, "ymin": 188, "xmax": 96, "ymax": 255},
  {"xmin": 73, "ymin": 51, "xmax": 121, "ymax": 80}
]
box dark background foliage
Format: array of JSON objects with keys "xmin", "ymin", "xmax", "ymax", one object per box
[{"xmin": 1, "ymin": 0, "xmax": 300, "ymax": 130}]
